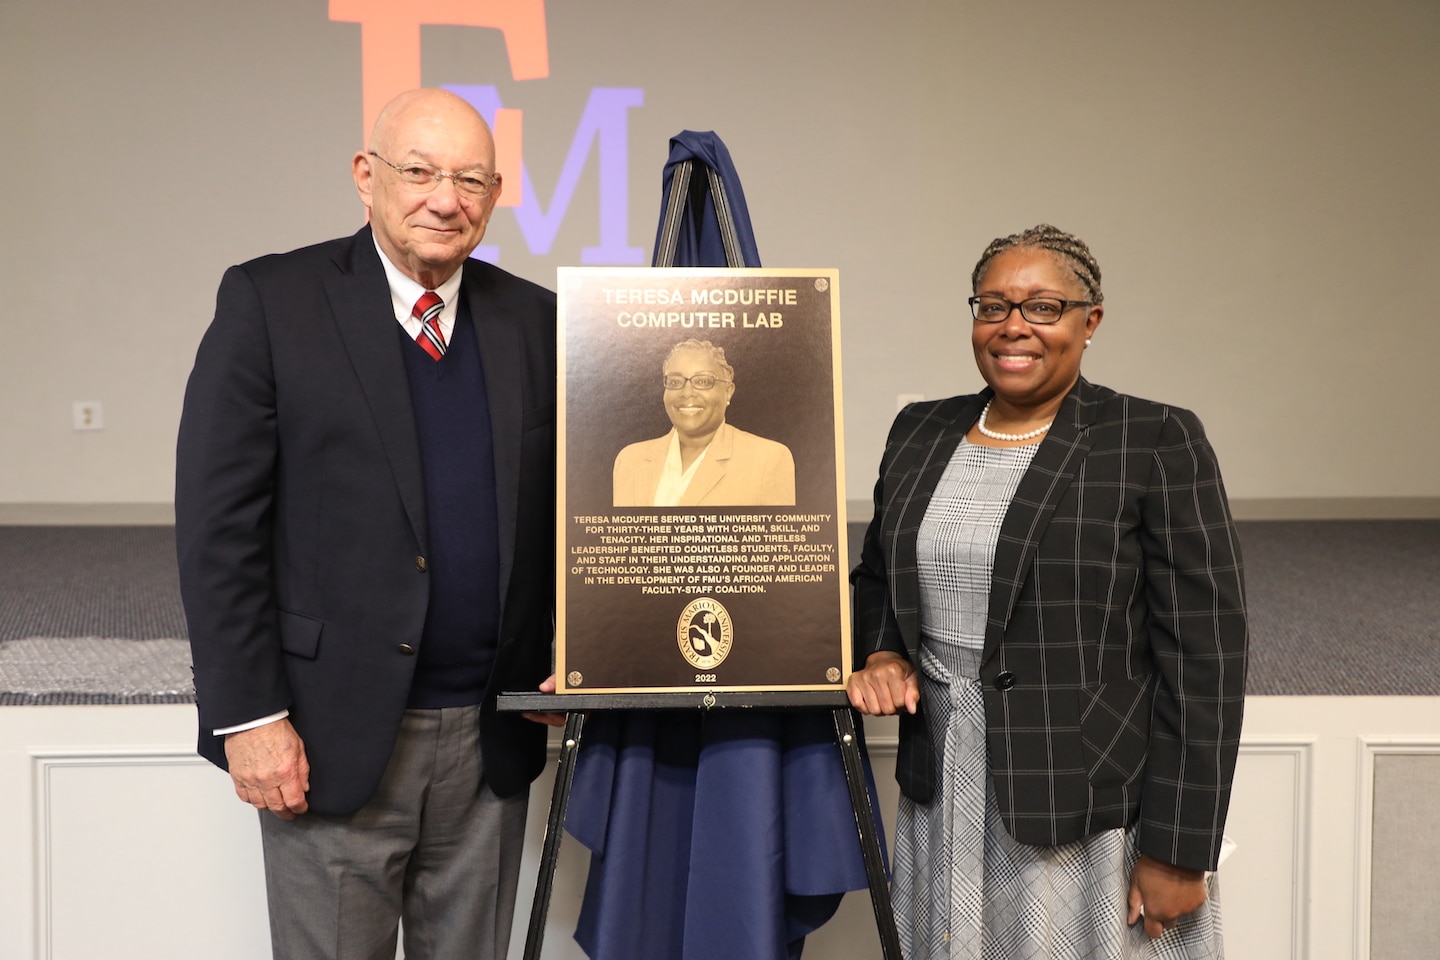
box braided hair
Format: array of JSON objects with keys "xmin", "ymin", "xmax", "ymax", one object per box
[
  {"xmin": 970, "ymin": 224, "xmax": 1104, "ymax": 305},
  {"xmin": 664, "ymin": 338, "xmax": 735, "ymax": 382}
]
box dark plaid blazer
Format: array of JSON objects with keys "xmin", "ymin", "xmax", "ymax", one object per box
[{"xmin": 851, "ymin": 377, "xmax": 1247, "ymax": 871}]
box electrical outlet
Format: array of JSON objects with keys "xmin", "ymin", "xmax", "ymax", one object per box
[
  {"xmin": 896, "ymin": 393, "xmax": 925, "ymax": 412},
  {"xmin": 72, "ymin": 401, "xmax": 104, "ymax": 431}
]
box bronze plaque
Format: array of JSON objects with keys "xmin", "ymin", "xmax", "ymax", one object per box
[{"xmin": 556, "ymin": 267, "xmax": 850, "ymax": 693}]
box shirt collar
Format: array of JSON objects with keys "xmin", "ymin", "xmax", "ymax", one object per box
[{"xmin": 372, "ymin": 235, "xmax": 464, "ymax": 325}]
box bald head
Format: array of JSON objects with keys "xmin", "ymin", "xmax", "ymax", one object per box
[
  {"xmin": 367, "ymin": 89, "xmax": 491, "ymax": 158},
  {"xmin": 353, "ymin": 88, "xmax": 503, "ymax": 288}
]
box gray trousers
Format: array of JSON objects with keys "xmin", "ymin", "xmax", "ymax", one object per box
[{"xmin": 259, "ymin": 706, "xmax": 528, "ymax": 960}]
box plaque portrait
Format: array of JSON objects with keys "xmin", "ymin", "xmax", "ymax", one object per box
[{"xmin": 557, "ymin": 267, "xmax": 850, "ymax": 694}]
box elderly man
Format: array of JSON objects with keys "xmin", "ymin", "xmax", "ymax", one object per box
[{"xmin": 176, "ymin": 88, "xmax": 559, "ymax": 960}]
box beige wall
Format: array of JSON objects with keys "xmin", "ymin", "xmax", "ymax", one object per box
[{"xmin": 2, "ymin": 0, "xmax": 1437, "ymax": 508}]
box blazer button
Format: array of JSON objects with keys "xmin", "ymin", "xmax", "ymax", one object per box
[
  {"xmin": 414, "ymin": 556, "xmax": 427, "ymax": 572},
  {"xmin": 397, "ymin": 643, "xmax": 416, "ymax": 656},
  {"xmin": 994, "ymin": 671, "xmax": 1017, "ymax": 691}
]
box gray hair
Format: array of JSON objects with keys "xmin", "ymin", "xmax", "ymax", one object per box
[
  {"xmin": 970, "ymin": 224, "xmax": 1104, "ymax": 305},
  {"xmin": 663, "ymin": 339, "xmax": 734, "ymax": 381}
]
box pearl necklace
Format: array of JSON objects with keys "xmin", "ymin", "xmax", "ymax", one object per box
[{"xmin": 976, "ymin": 400, "xmax": 1051, "ymax": 442}]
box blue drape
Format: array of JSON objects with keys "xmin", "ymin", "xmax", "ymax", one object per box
[{"xmin": 650, "ymin": 130, "xmax": 762, "ymax": 268}]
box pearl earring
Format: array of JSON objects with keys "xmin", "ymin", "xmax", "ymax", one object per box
[{"xmin": 1084, "ymin": 338, "xmax": 1092, "ymax": 347}]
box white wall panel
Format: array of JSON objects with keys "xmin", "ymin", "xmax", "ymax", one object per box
[
  {"xmin": 1354, "ymin": 738, "xmax": 1440, "ymax": 960},
  {"xmin": 4, "ymin": 698, "xmax": 1440, "ymax": 959},
  {"xmin": 34, "ymin": 752, "xmax": 269, "ymax": 960},
  {"xmin": 1224, "ymin": 740, "xmax": 1313, "ymax": 960}
]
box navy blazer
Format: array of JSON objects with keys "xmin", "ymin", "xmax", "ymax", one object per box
[
  {"xmin": 176, "ymin": 227, "xmax": 556, "ymax": 814},
  {"xmin": 851, "ymin": 377, "xmax": 1247, "ymax": 871}
]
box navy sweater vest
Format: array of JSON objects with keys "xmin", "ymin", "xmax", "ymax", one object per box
[{"xmin": 399, "ymin": 302, "xmax": 501, "ymax": 708}]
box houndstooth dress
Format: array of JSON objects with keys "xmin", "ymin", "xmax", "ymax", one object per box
[{"xmin": 891, "ymin": 439, "xmax": 1224, "ymax": 960}]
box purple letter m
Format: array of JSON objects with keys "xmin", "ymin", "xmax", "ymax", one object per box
[{"xmin": 448, "ymin": 85, "xmax": 645, "ymax": 265}]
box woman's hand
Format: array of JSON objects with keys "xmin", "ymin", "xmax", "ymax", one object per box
[
  {"xmin": 846, "ymin": 651, "xmax": 920, "ymax": 716},
  {"xmin": 1127, "ymin": 854, "xmax": 1208, "ymax": 938}
]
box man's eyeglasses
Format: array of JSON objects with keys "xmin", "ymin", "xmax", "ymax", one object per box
[
  {"xmin": 662, "ymin": 374, "xmax": 731, "ymax": 391},
  {"xmin": 368, "ymin": 152, "xmax": 500, "ymax": 199},
  {"xmin": 968, "ymin": 296, "xmax": 1092, "ymax": 325}
]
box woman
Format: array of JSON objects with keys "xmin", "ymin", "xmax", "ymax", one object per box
[
  {"xmin": 847, "ymin": 225, "xmax": 1246, "ymax": 958},
  {"xmin": 612, "ymin": 338, "xmax": 796, "ymax": 507}
]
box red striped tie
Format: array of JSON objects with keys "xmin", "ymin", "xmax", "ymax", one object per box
[{"xmin": 412, "ymin": 292, "xmax": 446, "ymax": 361}]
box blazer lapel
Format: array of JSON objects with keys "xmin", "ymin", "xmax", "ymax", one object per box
[
  {"xmin": 682, "ymin": 422, "xmax": 734, "ymax": 505},
  {"xmin": 626, "ymin": 435, "xmax": 667, "ymax": 504},
  {"xmin": 984, "ymin": 378, "xmax": 1099, "ymax": 657},
  {"xmin": 324, "ymin": 228, "xmax": 428, "ymax": 549},
  {"xmin": 460, "ymin": 260, "xmax": 522, "ymax": 591},
  {"xmin": 887, "ymin": 396, "xmax": 985, "ymax": 650}
]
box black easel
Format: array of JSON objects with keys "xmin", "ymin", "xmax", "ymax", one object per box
[
  {"xmin": 510, "ymin": 141, "xmax": 901, "ymax": 958},
  {"xmin": 496, "ymin": 691, "xmax": 903, "ymax": 960}
]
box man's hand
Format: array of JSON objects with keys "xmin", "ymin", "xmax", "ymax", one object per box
[
  {"xmin": 846, "ymin": 651, "xmax": 920, "ymax": 716},
  {"xmin": 521, "ymin": 674, "xmax": 567, "ymax": 727},
  {"xmin": 224, "ymin": 718, "xmax": 310, "ymax": 820},
  {"xmin": 1127, "ymin": 854, "xmax": 1208, "ymax": 938}
]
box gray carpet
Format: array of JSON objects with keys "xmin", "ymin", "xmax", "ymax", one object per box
[
  {"xmin": 854, "ymin": 518, "xmax": 1440, "ymax": 696},
  {"xmin": 0, "ymin": 521, "xmax": 1437, "ymax": 703},
  {"xmin": 0, "ymin": 526, "xmax": 191, "ymax": 704},
  {"xmin": 0, "ymin": 526, "xmax": 187, "ymax": 640},
  {"xmin": 1233, "ymin": 520, "xmax": 1440, "ymax": 695}
]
